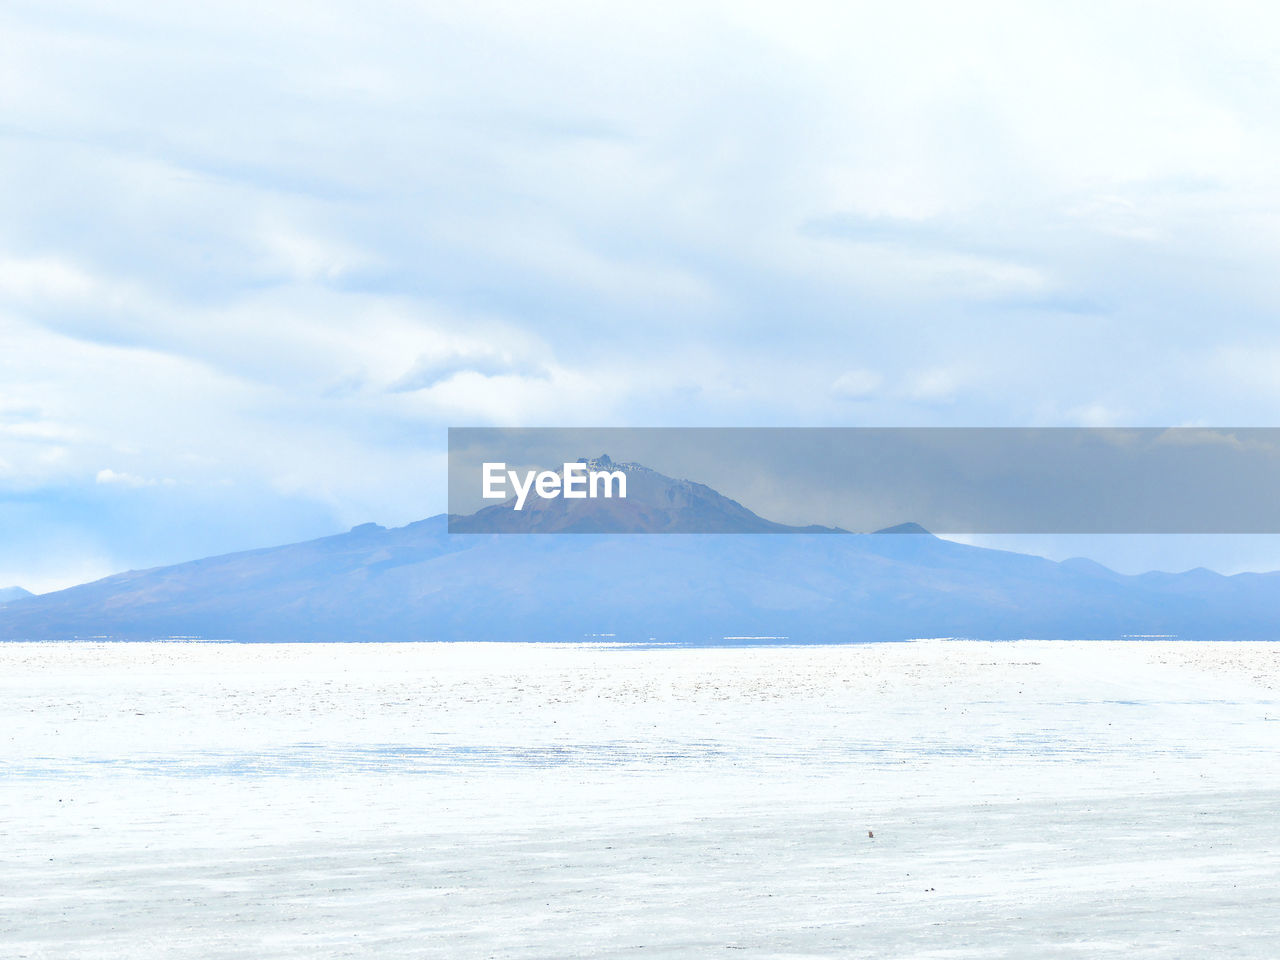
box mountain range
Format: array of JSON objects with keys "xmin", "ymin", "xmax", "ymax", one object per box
[{"xmin": 0, "ymin": 458, "xmax": 1277, "ymax": 642}]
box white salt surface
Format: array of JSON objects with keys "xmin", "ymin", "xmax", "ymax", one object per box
[{"xmin": 2, "ymin": 640, "xmax": 1278, "ymax": 958}]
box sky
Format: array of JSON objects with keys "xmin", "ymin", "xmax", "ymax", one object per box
[{"xmin": 5, "ymin": 1, "xmax": 1280, "ymax": 590}]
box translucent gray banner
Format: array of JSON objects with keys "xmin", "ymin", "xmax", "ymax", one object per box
[{"xmin": 447, "ymin": 428, "xmax": 1280, "ymax": 534}]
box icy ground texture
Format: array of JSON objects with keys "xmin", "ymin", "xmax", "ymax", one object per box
[{"xmin": 2, "ymin": 640, "xmax": 1278, "ymax": 959}]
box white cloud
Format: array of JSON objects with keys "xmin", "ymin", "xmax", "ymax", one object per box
[
  {"xmin": 0, "ymin": 256, "xmax": 97, "ymax": 302},
  {"xmin": 904, "ymin": 368, "xmax": 966, "ymax": 404},
  {"xmin": 5, "ymin": 0, "xmax": 1280, "ymax": 577},
  {"xmin": 831, "ymin": 369, "xmax": 882, "ymax": 400},
  {"xmin": 96, "ymin": 468, "xmax": 174, "ymax": 488},
  {"xmin": 1066, "ymin": 402, "xmax": 1128, "ymax": 428}
]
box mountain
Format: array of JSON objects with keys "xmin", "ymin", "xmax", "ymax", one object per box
[
  {"xmin": 0, "ymin": 586, "xmax": 32, "ymax": 605},
  {"xmin": 0, "ymin": 460, "xmax": 1278, "ymax": 643}
]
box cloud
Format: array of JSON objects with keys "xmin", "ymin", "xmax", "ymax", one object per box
[
  {"xmin": 389, "ymin": 350, "xmax": 549, "ymax": 392},
  {"xmin": 0, "ymin": 255, "xmax": 97, "ymax": 302},
  {"xmin": 95, "ymin": 468, "xmax": 147, "ymax": 487},
  {"xmin": 6, "ymin": 0, "xmax": 1280, "ymax": 580},
  {"xmin": 904, "ymin": 368, "xmax": 966, "ymax": 404},
  {"xmin": 831, "ymin": 369, "xmax": 882, "ymax": 400},
  {"xmin": 1065, "ymin": 402, "xmax": 1128, "ymax": 428},
  {"xmin": 96, "ymin": 468, "xmax": 174, "ymax": 488}
]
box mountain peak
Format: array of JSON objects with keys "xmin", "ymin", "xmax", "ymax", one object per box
[
  {"xmin": 0, "ymin": 586, "xmax": 33, "ymax": 604},
  {"xmin": 452, "ymin": 458, "xmax": 843, "ymax": 534},
  {"xmin": 873, "ymin": 522, "xmax": 933, "ymax": 536}
]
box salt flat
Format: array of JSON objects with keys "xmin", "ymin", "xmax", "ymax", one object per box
[{"xmin": 2, "ymin": 640, "xmax": 1278, "ymax": 958}]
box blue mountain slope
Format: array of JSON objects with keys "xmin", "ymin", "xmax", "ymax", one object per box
[
  {"xmin": 0, "ymin": 514, "xmax": 1277, "ymax": 642},
  {"xmin": 1, "ymin": 460, "xmax": 1278, "ymax": 642},
  {"xmin": 0, "ymin": 586, "xmax": 33, "ymax": 605}
]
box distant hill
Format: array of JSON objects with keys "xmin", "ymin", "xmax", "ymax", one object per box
[
  {"xmin": 1, "ymin": 460, "xmax": 1278, "ymax": 642},
  {"xmin": 0, "ymin": 586, "xmax": 32, "ymax": 605}
]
